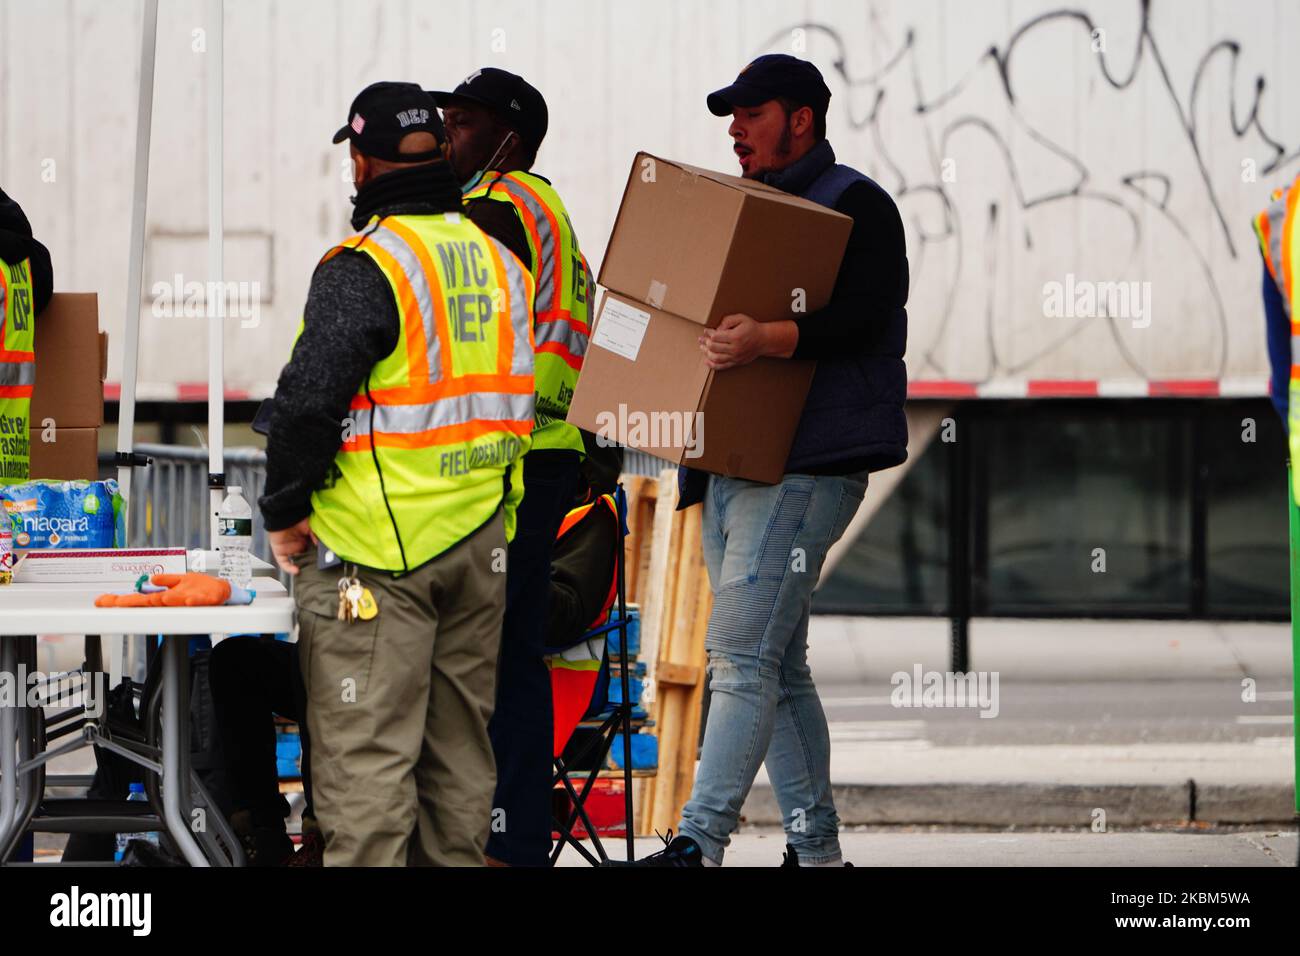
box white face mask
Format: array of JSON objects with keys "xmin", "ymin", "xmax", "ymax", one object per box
[{"xmin": 460, "ymin": 132, "xmax": 517, "ymax": 194}]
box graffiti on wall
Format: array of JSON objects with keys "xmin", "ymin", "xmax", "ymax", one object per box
[{"xmin": 763, "ymin": 0, "xmax": 1296, "ymax": 386}]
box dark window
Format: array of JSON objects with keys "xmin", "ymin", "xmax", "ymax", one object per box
[
  {"xmin": 813, "ymin": 437, "xmax": 949, "ymax": 615},
  {"xmin": 1202, "ymin": 403, "xmax": 1289, "ymax": 615},
  {"xmin": 814, "ymin": 399, "xmax": 1288, "ymax": 621}
]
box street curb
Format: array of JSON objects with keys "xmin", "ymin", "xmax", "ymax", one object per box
[{"xmin": 740, "ymin": 782, "xmax": 1296, "ymax": 827}]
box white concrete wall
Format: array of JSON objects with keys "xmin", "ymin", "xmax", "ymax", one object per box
[{"xmin": 1, "ymin": 0, "xmax": 1297, "ymax": 397}]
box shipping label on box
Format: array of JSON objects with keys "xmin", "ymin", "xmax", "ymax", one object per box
[
  {"xmin": 589, "ymin": 297, "xmax": 652, "ymax": 361},
  {"xmin": 13, "ymin": 548, "xmax": 188, "ymax": 584},
  {"xmin": 570, "ymin": 293, "xmax": 814, "ymax": 483}
]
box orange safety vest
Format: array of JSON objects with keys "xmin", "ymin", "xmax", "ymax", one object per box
[{"xmin": 547, "ymin": 492, "xmax": 621, "ymax": 756}]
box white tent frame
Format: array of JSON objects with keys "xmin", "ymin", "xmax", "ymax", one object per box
[{"xmin": 116, "ymin": 0, "xmax": 227, "ymax": 547}]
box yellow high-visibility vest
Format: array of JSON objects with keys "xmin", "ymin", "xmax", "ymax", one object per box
[
  {"xmin": 1253, "ymin": 174, "xmax": 1300, "ymax": 504},
  {"xmin": 465, "ymin": 170, "xmax": 591, "ymax": 454},
  {"xmin": 303, "ymin": 212, "xmax": 536, "ymax": 571},
  {"xmin": 0, "ymin": 256, "xmax": 35, "ymax": 484}
]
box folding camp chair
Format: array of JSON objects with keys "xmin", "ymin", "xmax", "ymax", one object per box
[{"xmin": 548, "ymin": 482, "xmax": 636, "ymax": 866}]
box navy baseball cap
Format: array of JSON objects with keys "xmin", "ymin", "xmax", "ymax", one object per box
[
  {"xmin": 429, "ymin": 68, "xmax": 549, "ymax": 150},
  {"xmin": 707, "ymin": 54, "xmax": 832, "ymax": 116},
  {"xmin": 332, "ymin": 82, "xmax": 445, "ymax": 162}
]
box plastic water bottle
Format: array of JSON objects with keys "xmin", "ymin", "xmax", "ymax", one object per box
[
  {"xmin": 217, "ymin": 486, "xmax": 253, "ymax": 589},
  {"xmin": 114, "ymin": 782, "xmax": 158, "ymax": 861}
]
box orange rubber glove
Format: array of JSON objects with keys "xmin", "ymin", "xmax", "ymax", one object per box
[{"xmin": 95, "ymin": 572, "xmax": 232, "ymax": 608}]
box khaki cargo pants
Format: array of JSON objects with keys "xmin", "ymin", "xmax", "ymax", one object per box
[{"xmin": 292, "ymin": 509, "xmax": 506, "ymax": 866}]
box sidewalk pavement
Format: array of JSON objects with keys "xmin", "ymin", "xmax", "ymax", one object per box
[
  {"xmin": 804, "ymin": 616, "xmax": 1295, "ymax": 684},
  {"xmin": 732, "ymin": 617, "xmax": 1297, "ymax": 827},
  {"xmin": 555, "ymin": 827, "xmax": 1299, "ymax": 867},
  {"xmin": 30, "ymin": 616, "xmax": 1298, "ymax": 826}
]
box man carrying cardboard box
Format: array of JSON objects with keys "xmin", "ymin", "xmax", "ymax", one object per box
[
  {"xmin": 631, "ymin": 55, "xmax": 909, "ymax": 867},
  {"xmin": 0, "ymin": 186, "xmax": 54, "ymax": 483}
]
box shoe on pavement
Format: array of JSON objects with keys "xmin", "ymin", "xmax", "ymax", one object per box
[
  {"xmin": 618, "ymin": 830, "xmax": 706, "ymax": 867},
  {"xmin": 780, "ymin": 843, "xmax": 854, "ymax": 867},
  {"xmin": 284, "ymin": 826, "xmax": 323, "ymax": 867}
]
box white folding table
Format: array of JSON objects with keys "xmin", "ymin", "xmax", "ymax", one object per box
[{"xmin": 0, "ymin": 577, "xmax": 293, "ymax": 866}]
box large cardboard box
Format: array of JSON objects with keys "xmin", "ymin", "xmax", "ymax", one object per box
[
  {"xmin": 568, "ymin": 153, "xmax": 852, "ymax": 483},
  {"xmin": 28, "ymin": 426, "xmax": 99, "ymax": 481},
  {"xmin": 30, "ymin": 293, "xmax": 107, "ymax": 429}
]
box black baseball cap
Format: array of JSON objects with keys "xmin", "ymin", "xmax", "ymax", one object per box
[
  {"xmin": 332, "ymin": 81, "xmax": 445, "ymax": 162},
  {"xmin": 429, "ymin": 68, "xmax": 548, "ymax": 150},
  {"xmin": 707, "ymin": 54, "xmax": 832, "ymax": 117}
]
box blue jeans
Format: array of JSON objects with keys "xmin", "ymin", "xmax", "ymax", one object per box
[{"xmin": 677, "ymin": 470, "xmax": 868, "ymax": 865}]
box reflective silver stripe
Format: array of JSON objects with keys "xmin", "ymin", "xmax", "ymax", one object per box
[
  {"xmin": 535, "ymin": 316, "xmax": 588, "ymax": 359},
  {"xmin": 494, "ymin": 177, "xmax": 558, "ymax": 312},
  {"xmin": 0, "ymin": 361, "xmax": 34, "ymax": 387},
  {"xmin": 364, "ymin": 225, "xmax": 442, "ymax": 383},
  {"xmin": 1291, "ymin": 334, "xmax": 1300, "ymax": 361},
  {"xmin": 1267, "ymin": 195, "xmax": 1288, "ymax": 291},
  {"xmin": 349, "ymin": 391, "xmax": 534, "ymax": 437},
  {"xmin": 486, "ymin": 236, "xmax": 536, "ymax": 377}
]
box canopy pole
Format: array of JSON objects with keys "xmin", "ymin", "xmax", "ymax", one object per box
[
  {"xmin": 114, "ymin": 0, "xmax": 159, "ymax": 517},
  {"xmin": 1287, "ymin": 463, "xmax": 1300, "ymax": 865},
  {"xmin": 206, "ymin": 0, "xmax": 225, "ymax": 548}
]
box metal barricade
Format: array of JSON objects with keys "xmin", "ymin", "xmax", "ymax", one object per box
[
  {"xmin": 99, "ymin": 443, "xmax": 271, "ymax": 561},
  {"xmin": 101, "ymin": 443, "xmax": 665, "ymax": 560}
]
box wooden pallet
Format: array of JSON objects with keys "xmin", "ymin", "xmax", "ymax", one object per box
[{"xmin": 633, "ymin": 470, "xmax": 712, "ymax": 835}]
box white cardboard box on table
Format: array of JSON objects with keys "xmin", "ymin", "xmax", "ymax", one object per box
[{"xmin": 11, "ymin": 548, "xmax": 188, "ymax": 584}]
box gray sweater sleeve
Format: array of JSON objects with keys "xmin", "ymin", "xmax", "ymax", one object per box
[{"xmin": 259, "ymin": 250, "xmax": 399, "ymax": 531}]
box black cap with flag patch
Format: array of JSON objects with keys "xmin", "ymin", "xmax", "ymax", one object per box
[
  {"xmin": 332, "ymin": 81, "xmax": 445, "ymax": 162},
  {"xmin": 429, "ymin": 67, "xmax": 548, "ymax": 150}
]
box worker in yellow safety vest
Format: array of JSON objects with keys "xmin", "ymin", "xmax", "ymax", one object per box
[
  {"xmin": 0, "ymin": 186, "xmax": 53, "ymax": 484},
  {"xmin": 260, "ymin": 82, "xmax": 536, "ymax": 867},
  {"xmin": 1251, "ymin": 171, "xmax": 1300, "ymax": 503},
  {"xmin": 433, "ymin": 67, "xmax": 594, "ymax": 866}
]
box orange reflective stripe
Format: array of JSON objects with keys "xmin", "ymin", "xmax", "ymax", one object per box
[
  {"xmin": 1255, "ymin": 210, "xmax": 1275, "ymax": 281},
  {"xmin": 0, "ymin": 385, "xmax": 33, "ymax": 399},
  {"xmin": 360, "ymin": 373, "xmax": 534, "ymax": 407},
  {"xmin": 379, "ymin": 218, "xmax": 456, "ymax": 385},
  {"xmin": 537, "ymin": 340, "xmax": 583, "ymax": 370},
  {"xmin": 1283, "ymin": 183, "xmax": 1300, "ymax": 306},
  {"xmin": 319, "ymin": 232, "xmax": 371, "ymax": 265},
  {"xmin": 483, "ymin": 230, "xmax": 522, "ymax": 374},
  {"xmin": 557, "ymin": 501, "xmax": 595, "ymax": 538},
  {"xmin": 503, "ymin": 175, "xmax": 565, "ymax": 315},
  {"xmin": 341, "ymin": 417, "xmax": 533, "ymax": 452},
  {"xmin": 354, "ymin": 236, "xmax": 432, "ymax": 387},
  {"xmin": 0, "ymin": 266, "xmax": 8, "ymax": 353}
]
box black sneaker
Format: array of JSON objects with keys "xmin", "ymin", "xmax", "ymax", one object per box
[
  {"xmin": 229, "ymin": 809, "xmax": 294, "ymax": 867},
  {"xmin": 621, "ymin": 830, "xmax": 706, "ymax": 867},
  {"xmin": 780, "ymin": 843, "xmax": 853, "ymax": 867}
]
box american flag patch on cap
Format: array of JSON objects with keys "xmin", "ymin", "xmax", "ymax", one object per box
[{"xmin": 351, "ymin": 114, "xmax": 365, "ymax": 134}]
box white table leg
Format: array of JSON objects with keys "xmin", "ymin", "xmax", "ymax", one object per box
[
  {"xmin": 0, "ymin": 637, "xmax": 17, "ymax": 861},
  {"xmin": 161, "ymin": 638, "xmax": 209, "ymax": 867}
]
